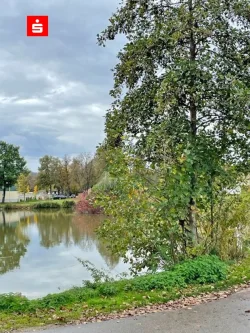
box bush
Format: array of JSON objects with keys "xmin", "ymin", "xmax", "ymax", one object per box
[
  {"xmin": 126, "ymin": 255, "xmax": 228, "ymax": 291},
  {"xmin": 98, "ymin": 283, "xmax": 118, "ymax": 296},
  {"xmin": 61, "ymin": 200, "xmax": 75, "ymax": 209},
  {"xmin": 75, "ymin": 193, "xmax": 102, "ymax": 214},
  {"xmin": 32, "ymin": 202, "xmax": 60, "ymax": 209},
  {"xmin": 25, "ymin": 198, "xmax": 37, "ymax": 202},
  {"xmin": 3, "ymin": 204, "xmax": 13, "ymax": 210},
  {"xmin": 29, "ymin": 287, "xmax": 98, "ymax": 311},
  {"xmin": 171, "ymin": 255, "xmax": 228, "ymax": 284},
  {"xmin": 0, "ymin": 294, "xmax": 30, "ymax": 312}
]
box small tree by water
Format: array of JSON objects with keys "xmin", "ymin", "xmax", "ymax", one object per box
[{"xmin": 0, "ymin": 141, "xmax": 27, "ymax": 203}]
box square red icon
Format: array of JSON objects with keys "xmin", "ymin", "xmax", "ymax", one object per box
[{"xmin": 27, "ymin": 16, "xmax": 49, "ymax": 37}]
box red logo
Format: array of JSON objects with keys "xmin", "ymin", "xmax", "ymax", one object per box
[{"xmin": 27, "ymin": 16, "xmax": 48, "ymax": 37}]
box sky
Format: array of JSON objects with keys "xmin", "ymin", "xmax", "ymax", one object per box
[{"xmin": 0, "ymin": 0, "xmax": 124, "ymax": 171}]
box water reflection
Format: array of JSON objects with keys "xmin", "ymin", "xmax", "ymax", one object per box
[
  {"xmin": 0, "ymin": 212, "xmax": 30, "ymax": 274},
  {"xmin": 0, "ymin": 210, "xmax": 128, "ymax": 298}
]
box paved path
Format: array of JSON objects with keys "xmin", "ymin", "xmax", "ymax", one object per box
[{"xmin": 31, "ymin": 289, "xmax": 250, "ymax": 333}]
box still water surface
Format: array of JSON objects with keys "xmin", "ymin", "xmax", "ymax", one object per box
[{"xmin": 0, "ymin": 210, "xmax": 129, "ymax": 298}]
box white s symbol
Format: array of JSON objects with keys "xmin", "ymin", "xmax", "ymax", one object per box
[{"xmin": 32, "ymin": 19, "xmax": 43, "ymax": 33}]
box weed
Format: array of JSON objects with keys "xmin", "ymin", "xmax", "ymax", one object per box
[{"xmin": 78, "ymin": 259, "xmax": 114, "ymax": 285}]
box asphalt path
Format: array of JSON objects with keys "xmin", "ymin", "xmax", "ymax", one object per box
[{"xmin": 27, "ymin": 289, "xmax": 250, "ymax": 333}]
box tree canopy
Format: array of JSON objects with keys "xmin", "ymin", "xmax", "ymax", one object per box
[
  {"xmin": 37, "ymin": 152, "xmax": 105, "ymax": 195},
  {"xmin": 99, "ymin": 0, "xmax": 250, "ymax": 166},
  {"xmin": 0, "ymin": 141, "xmax": 27, "ymax": 203},
  {"xmin": 95, "ymin": 0, "xmax": 250, "ymax": 270},
  {"xmin": 17, "ymin": 174, "xmax": 30, "ymax": 200}
]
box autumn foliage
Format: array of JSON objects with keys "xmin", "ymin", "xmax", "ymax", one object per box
[{"xmin": 75, "ymin": 192, "xmax": 102, "ymax": 214}]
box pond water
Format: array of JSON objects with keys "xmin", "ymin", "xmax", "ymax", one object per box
[{"xmin": 0, "ymin": 210, "xmax": 129, "ymax": 299}]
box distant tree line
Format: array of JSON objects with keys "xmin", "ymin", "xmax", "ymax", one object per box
[
  {"xmin": 0, "ymin": 140, "xmax": 106, "ymax": 202},
  {"xmin": 36, "ymin": 152, "xmax": 105, "ymax": 195}
]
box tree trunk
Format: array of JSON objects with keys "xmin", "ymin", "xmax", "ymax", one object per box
[
  {"xmin": 188, "ymin": 0, "xmax": 198, "ymax": 245},
  {"xmin": 188, "ymin": 197, "xmax": 197, "ymax": 244},
  {"xmin": 2, "ymin": 186, "xmax": 6, "ymax": 203},
  {"xmin": 209, "ymin": 176, "xmax": 214, "ymax": 240},
  {"xmin": 179, "ymin": 219, "xmax": 187, "ymax": 252}
]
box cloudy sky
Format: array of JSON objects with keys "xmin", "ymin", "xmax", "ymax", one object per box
[{"xmin": 0, "ymin": 0, "xmax": 123, "ymax": 171}]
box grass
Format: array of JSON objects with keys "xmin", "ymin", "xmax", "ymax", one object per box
[
  {"xmin": 0, "ymin": 199, "xmax": 76, "ymax": 211},
  {"xmin": 0, "ymin": 255, "xmax": 250, "ymax": 332}
]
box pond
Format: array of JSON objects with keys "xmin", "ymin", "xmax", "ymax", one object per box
[{"xmin": 0, "ymin": 210, "xmax": 129, "ymax": 299}]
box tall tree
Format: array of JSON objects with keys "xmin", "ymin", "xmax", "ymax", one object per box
[
  {"xmin": 0, "ymin": 141, "xmax": 27, "ymax": 203},
  {"xmin": 98, "ymin": 0, "xmax": 250, "ymax": 245},
  {"xmin": 38, "ymin": 155, "xmax": 53, "ymax": 193},
  {"xmin": 62, "ymin": 155, "xmax": 71, "ymax": 195},
  {"xmin": 17, "ymin": 173, "xmax": 30, "ymax": 201},
  {"xmin": 38, "ymin": 155, "xmax": 59, "ymax": 193},
  {"xmin": 34, "ymin": 185, "xmax": 38, "ymax": 197},
  {"xmin": 27, "ymin": 172, "xmax": 38, "ymax": 191},
  {"xmin": 70, "ymin": 157, "xmax": 84, "ymax": 193},
  {"xmin": 82, "ymin": 153, "xmax": 95, "ymax": 190},
  {"xmin": 69, "ymin": 153, "xmax": 96, "ymax": 192},
  {"xmin": 51, "ymin": 158, "xmax": 64, "ymax": 194}
]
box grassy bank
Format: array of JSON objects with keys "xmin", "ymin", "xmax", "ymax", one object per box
[
  {"xmin": 0, "ymin": 255, "xmax": 250, "ymax": 332},
  {"xmin": 0, "ymin": 199, "xmax": 76, "ymax": 211}
]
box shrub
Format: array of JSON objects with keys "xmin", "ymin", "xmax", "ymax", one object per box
[
  {"xmin": 0, "ymin": 294, "xmax": 30, "ymax": 312},
  {"xmin": 75, "ymin": 193, "xmax": 102, "ymax": 214},
  {"xmin": 171, "ymin": 255, "xmax": 228, "ymax": 284},
  {"xmin": 32, "ymin": 202, "xmax": 60, "ymax": 209},
  {"xmin": 31, "ymin": 287, "xmax": 99, "ymax": 311},
  {"xmin": 62, "ymin": 200, "xmax": 75, "ymax": 209},
  {"xmin": 83, "ymin": 280, "xmax": 98, "ymax": 289},
  {"xmin": 98, "ymin": 283, "xmax": 118, "ymax": 297},
  {"xmin": 126, "ymin": 255, "xmax": 228, "ymax": 291},
  {"xmin": 129, "ymin": 272, "xmax": 186, "ymax": 291},
  {"xmin": 3, "ymin": 204, "xmax": 13, "ymax": 211}
]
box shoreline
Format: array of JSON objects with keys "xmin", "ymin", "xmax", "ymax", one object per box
[
  {"xmin": 0, "ymin": 199, "xmax": 76, "ymax": 211},
  {"xmin": 0, "ymin": 256, "xmax": 249, "ymax": 333}
]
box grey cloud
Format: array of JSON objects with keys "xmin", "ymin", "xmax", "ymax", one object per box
[{"xmin": 0, "ymin": 0, "xmax": 123, "ymax": 171}]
